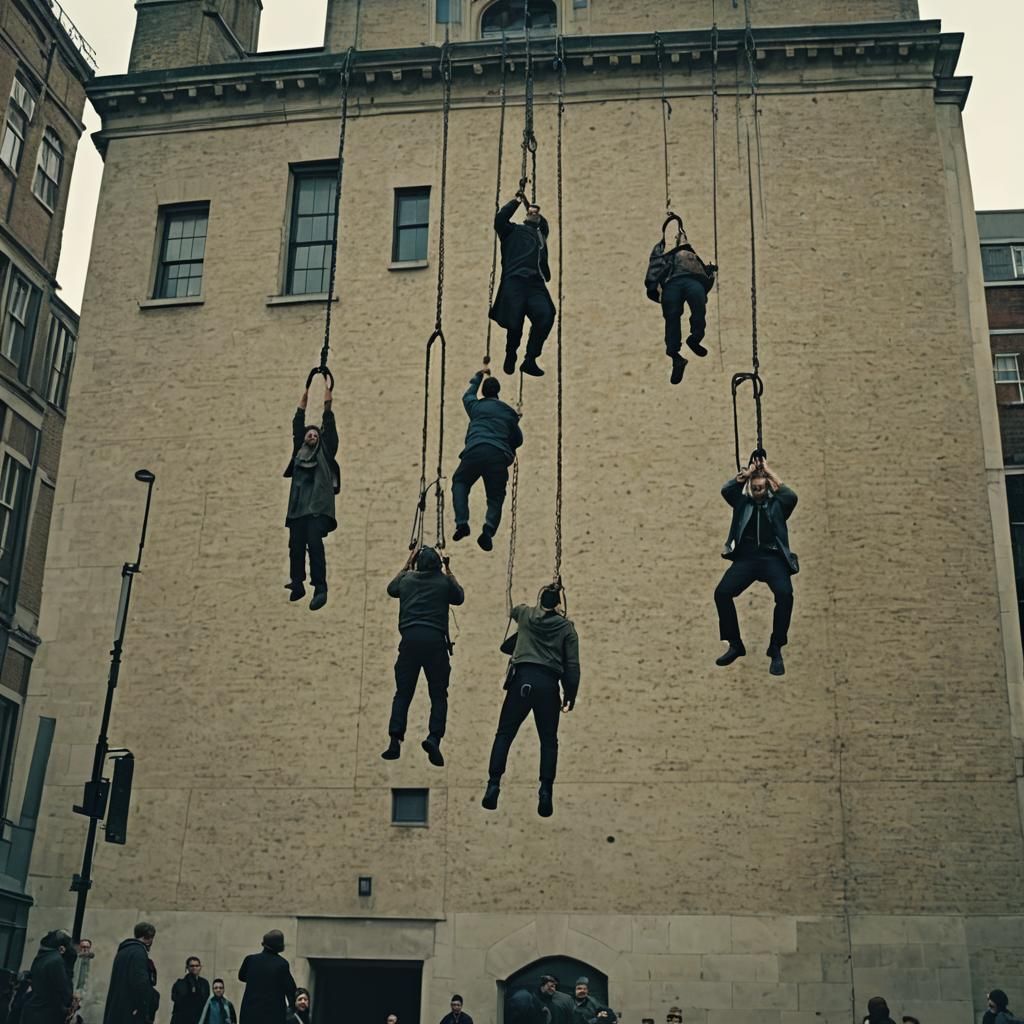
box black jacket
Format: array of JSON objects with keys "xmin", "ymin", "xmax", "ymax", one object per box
[
  {"xmin": 489, "ymin": 200, "xmax": 551, "ymax": 329},
  {"xmin": 22, "ymin": 947, "xmax": 72, "ymax": 1024},
  {"xmin": 720, "ymin": 477, "xmax": 799, "ymax": 574},
  {"xmin": 645, "ymin": 240, "xmax": 715, "ymax": 301},
  {"xmin": 103, "ymin": 940, "xmax": 158, "ymax": 1024},
  {"xmin": 283, "ymin": 407, "xmax": 341, "ymax": 531},
  {"xmin": 460, "ymin": 372, "xmax": 523, "ymax": 464},
  {"xmin": 171, "ymin": 977, "xmax": 210, "ymax": 1024},
  {"xmin": 387, "ymin": 569, "xmax": 464, "ymax": 635},
  {"xmin": 571, "ymin": 998, "xmax": 600, "ymax": 1024},
  {"xmin": 238, "ymin": 952, "xmax": 296, "ymax": 1024},
  {"xmin": 506, "ymin": 990, "xmax": 547, "ymax": 1024}
]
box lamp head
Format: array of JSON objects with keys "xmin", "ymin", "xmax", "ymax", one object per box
[{"xmin": 134, "ymin": 469, "xmax": 155, "ymax": 484}]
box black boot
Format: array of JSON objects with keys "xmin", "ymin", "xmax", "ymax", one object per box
[
  {"xmin": 503, "ymin": 349, "xmax": 517, "ymax": 375},
  {"xmin": 477, "ymin": 529, "xmax": 494, "ymax": 552},
  {"xmin": 538, "ymin": 782, "xmax": 554, "ymax": 818},
  {"xmin": 670, "ymin": 353, "xmax": 687, "ymax": 385},
  {"xmin": 482, "ymin": 780, "xmax": 500, "ymax": 810},
  {"xmin": 381, "ymin": 737, "xmax": 401, "ymax": 760},
  {"xmin": 421, "ymin": 735, "xmax": 445, "ymax": 767},
  {"xmin": 520, "ymin": 357, "xmax": 544, "ymax": 377},
  {"xmin": 285, "ymin": 582, "xmax": 306, "ymax": 602},
  {"xmin": 453, "ymin": 523, "xmax": 470, "ymax": 541},
  {"xmin": 309, "ymin": 587, "xmax": 328, "ymax": 611},
  {"xmin": 686, "ymin": 335, "xmax": 708, "ymax": 358},
  {"xmin": 715, "ymin": 642, "xmax": 746, "ymax": 666},
  {"xmin": 768, "ymin": 645, "xmax": 786, "ymax": 676}
]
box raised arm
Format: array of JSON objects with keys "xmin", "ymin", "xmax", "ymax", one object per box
[
  {"xmin": 292, "ymin": 391, "xmax": 308, "ymax": 452},
  {"xmin": 495, "ymin": 197, "xmax": 521, "ymax": 239},
  {"xmin": 444, "ymin": 557, "xmax": 465, "ymax": 606},
  {"xmin": 721, "ymin": 475, "xmax": 746, "ymax": 508},
  {"xmin": 320, "ymin": 381, "xmax": 339, "ymax": 457},
  {"xmin": 463, "ymin": 370, "xmax": 484, "ymax": 414}
]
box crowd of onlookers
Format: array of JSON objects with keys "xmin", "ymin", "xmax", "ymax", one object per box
[{"xmin": 0, "ymin": 923, "xmax": 1019, "ymax": 1024}]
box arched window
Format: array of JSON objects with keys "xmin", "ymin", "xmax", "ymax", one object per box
[
  {"xmin": 481, "ymin": 0, "xmax": 557, "ymax": 38},
  {"xmin": 503, "ymin": 958, "xmax": 610, "ymax": 1013}
]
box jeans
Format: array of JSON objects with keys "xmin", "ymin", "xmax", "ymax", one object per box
[
  {"xmin": 714, "ymin": 550, "xmax": 794, "ymax": 650},
  {"xmin": 452, "ymin": 445, "xmax": 510, "ymax": 535},
  {"xmin": 288, "ymin": 515, "xmax": 328, "ymax": 589},
  {"xmin": 487, "ymin": 664, "xmax": 562, "ymax": 783},
  {"xmin": 388, "ymin": 626, "xmax": 451, "ymax": 740},
  {"xmin": 661, "ymin": 275, "xmax": 707, "ymax": 355}
]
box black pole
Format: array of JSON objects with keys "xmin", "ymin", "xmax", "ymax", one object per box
[{"xmin": 70, "ymin": 469, "xmax": 155, "ymax": 943}]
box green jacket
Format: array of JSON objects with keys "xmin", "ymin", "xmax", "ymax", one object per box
[{"xmin": 509, "ymin": 603, "xmax": 580, "ymax": 702}]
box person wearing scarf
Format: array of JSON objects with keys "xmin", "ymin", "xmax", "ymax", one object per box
[
  {"xmin": 197, "ymin": 980, "xmax": 236, "ymax": 1024},
  {"xmin": 283, "ymin": 378, "xmax": 340, "ymax": 611}
]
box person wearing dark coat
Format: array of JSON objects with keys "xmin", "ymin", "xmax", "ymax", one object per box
[
  {"xmin": 569, "ymin": 981, "xmax": 599, "ymax": 1024},
  {"xmin": 170, "ymin": 959, "xmax": 210, "ymax": 1024},
  {"xmin": 985, "ymin": 989, "xmax": 1019, "ymax": 1024},
  {"xmin": 22, "ymin": 931, "xmax": 73, "ymax": 1024},
  {"xmin": 283, "ymin": 989, "xmax": 309, "ymax": 1024},
  {"xmin": 452, "ymin": 367, "xmax": 523, "ymax": 551},
  {"xmin": 537, "ymin": 978, "xmax": 570, "ymax": 1024},
  {"xmin": 714, "ymin": 454, "xmax": 798, "ymax": 677},
  {"xmin": 283, "ymin": 379, "xmax": 340, "ymax": 611},
  {"xmin": 482, "ymin": 584, "xmax": 581, "ymax": 818},
  {"xmin": 489, "ymin": 193, "xmax": 556, "ymax": 378},
  {"xmin": 506, "ymin": 990, "xmax": 547, "ymax": 1024},
  {"xmin": 645, "ymin": 232, "xmax": 716, "ymax": 385},
  {"xmin": 103, "ymin": 923, "xmax": 158, "ymax": 1024},
  {"xmin": 438, "ymin": 995, "xmax": 472, "ymax": 1024},
  {"xmin": 862, "ymin": 997, "xmax": 897, "ymax": 1024},
  {"xmin": 382, "ymin": 546, "xmax": 465, "ymax": 766},
  {"xmin": 9, "ymin": 974, "xmax": 31, "ymax": 1024},
  {"xmin": 238, "ymin": 931, "xmax": 296, "ymax": 1024}
]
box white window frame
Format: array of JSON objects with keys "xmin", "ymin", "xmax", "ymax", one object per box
[
  {"xmin": 994, "ymin": 352, "xmax": 1024, "ymax": 404},
  {"xmin": 0, "ymin": 452, "xmax": 28, "ymax": 581},
  {"xmin": 46, "ymin": 315, "xmax": 75, "ymax": 411},
  {"xmin": 0, "ymin": 76, "xmax": 36, "ymax": 174},
  {"xmin": 1013, "ymin": 246, "xmax": 1024, "ymax": 280},
  {"xmin": 32, "ymin": 129, "xmax": 63, "ymax": 210}
]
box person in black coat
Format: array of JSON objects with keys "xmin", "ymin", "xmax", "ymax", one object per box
[
  {"xmin": 714, "ymin": 454, "xmax": 799, "ymax": 676},
  {"xmin": 283, "ymin": 990, "xmax": 309, "ymax": 1024},
  {"xmin": 238, "ymin": 931, "xmax": 296, "ymax": 1024},
  {"xmin": 283, "ymin": 378, "xmax": 340, "ymax": 611},
  {"xmin": 103, "ymin": 923, "xmax": 158, "ymax": 1024},
  {"xmin": 489, "ymin": 193, "xmax": 556, "ymax": 378},
  {"xmin": 382, "ymin": 546, "xmax": 465, "ymax": 765},
  {"xmin": 170, "ymin": 959, "xmax": 210, "ymax": 1024},
  {"xmin": 452, "ymin": 366, "xmax": 523, "ymax": 551},
  {"xmin": 22, "ymin": 931, "xmax": 73, "ymax": 1024},
  {"xmin": 506, "ymin": 990, "xmax": 547, "ymax": 1024}
]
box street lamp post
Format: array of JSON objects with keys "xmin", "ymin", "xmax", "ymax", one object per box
[{"xmin": 70, "ymin": 469, "xmax": 156, "ymax": 943}]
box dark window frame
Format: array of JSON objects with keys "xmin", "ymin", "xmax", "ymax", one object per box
[
  {"xmin": 391, "ymin": 187, "xmax": 431, "ymax": 264},
  {"xmin": 391, "ymin": 787, "xmax": 429, "ymax": 826},
  {"xmin": 286, "ymin": 163, "xmax": 339, "ymax": 297},
  {"xmin": 481, "ymin": 0, "xmax": 558, "ymax": 38},
  {"xmin": 45, "ymin": 315, "xmax": 76, "ymax": 412},
  {"xmin": 0, "ymin": 451, "xmax": 29, "ymax": 586},
  {"xmin": 0, "ymin": 692, "xmax": 19, "ymax": 820},
  {"xmin": 0, "ymin": 268, "xmax": 40, "ymax": 382},
  {"xmin": 32, "ymin": 128, "xmax": 64, "ymax": 210},
  {"xmin": 0, "ymin": 73, "xmax": 37, "ymax": 174},
  {"xmin": 154, "ymin": 203, "xmax": 210, "ymax": 300}
]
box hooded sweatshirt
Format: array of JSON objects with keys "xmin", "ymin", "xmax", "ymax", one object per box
[
  {"xmin": 509, "ymin": 603, "xmax": 581, "ymax": 701},
  {"xmin": 387, "ymin": 552, "xmax": 465, "ymax": 634}
]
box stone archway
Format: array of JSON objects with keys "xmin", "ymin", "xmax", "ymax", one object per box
[{"xmin": 504, "ymin": 957, "xmax": 609, "ymax": 1011}]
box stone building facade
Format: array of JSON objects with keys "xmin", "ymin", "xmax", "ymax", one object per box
[
  {"xmin": 0, "ymin": 0, "xmax": 92, "ymax": 967},
  {"xmin": 18, "ymin": 1, "xmax": 1024, "ymax": 1022}
]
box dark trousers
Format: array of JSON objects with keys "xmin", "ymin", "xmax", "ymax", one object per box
[
  {"xmin": 452, "ymin": 445, "xmax": 509, "ymax": 535},
  {"xmin": 388, "ymin": 625, "xmax": 451, "ymax": 740},
  {"xmin": 502, "ymin": 277, "xmax": 556, "ymax": 359},
  {"xmin": 288, "ymin": 515, "xmax": 328, "ymax": 589},
  {"xmin": 487, "ymin": 664, "xmax": 561, "ymax": 784},
  {"xmin": 714, "ymin": 550, "xmax": 794, "ymax": 650},
  {"xmin": 661, "ymin": 275, "xmax": 707, "ymax": 354}
]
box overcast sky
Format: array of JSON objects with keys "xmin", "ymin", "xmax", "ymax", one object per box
[{"xmin": 52, "ymin": 0, "xmax": 1024, "ymax": 312}]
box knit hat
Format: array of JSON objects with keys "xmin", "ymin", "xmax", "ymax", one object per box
[
  {"xmin": 575, "ymin": 978, "xmax": 589, "ymax": 988},
  {"xmin": 262, "ymin": 930, "xmax": 285, "ymax": 953}
]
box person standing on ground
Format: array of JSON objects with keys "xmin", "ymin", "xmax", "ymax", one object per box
[
  {"xmin": 103, "ymin": 923, "xmax": 158, "ymax": 1024},
  {"xmin": 171, "ymin": 959, "xmax": 209, "ymax": 1024},
  {"xmin": 238, "ymin": 931, "xmax": 296, "ymax": 1024}
]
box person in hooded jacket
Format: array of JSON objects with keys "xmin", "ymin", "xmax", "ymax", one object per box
[
  {"xmin": 283, "ymin": 378, "xmax": 340, "ymax": 611},
  {"xmin": 645, "ymin": 232, "xmax": 717, "ymax": 385},
  {"xmin": 452, "ymin": 366, "xmax": 523, "ymax": 552},
  {"xmin": 283, "ymin": 990, "xmax": 309, "ymax": 1024},
  {"xmin": 382, "ymin": 547, "xmax": 465, "ymax": 766},
  {"xmin": 985, "ymin": 990, "xmax": 1020, "ymax": 1024},
  {"xmin": 22, "ymin": 931, "xmax": 73, "ymax": 1024},
  {"xmin": 489, "ymin": 193, "xmax": 556, "ymax": 378},
  {"xmin": 862, "ymin": 997, "xmax": 897, "ymax": 1024},
  {"xmin": 482, "ymin": 583, "xmax": 580, "ymax": 817},
  {"xmin": 238, "ymin": 931, "xmax": 296, "ymax": 1024},
  {"xmin": 170, "ymin": 959, "xmax": 209, "ymax": 1024},
  {"xmin": 103, "ymin": 923, "xmax": 158, "ymax": 1024}
]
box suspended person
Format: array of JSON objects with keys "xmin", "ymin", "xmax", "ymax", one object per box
[
  {"xmin": 237, "ymin": 931, "xmax": 296, "ymax": 1024},
  {"xmin": 645, "ymin": 231, "xmax": 717, "ymax": 385},
  {"xmin": 482, "ymin": 584, "xmax": 580, "ymax": 818},
  {"xmin": 490, "ymin": 192, "xmax": 556, "ymax": 378},
  {"xmin": 452, "ymin": 365, "xmax": 523, "ymax": 552},
  {"xmin": 714, "ymin": 455, "xmax": 798, "ymax": 676},
  {"xmin": 382, "ymin": 546, "xmax": 465, "ymax": 766},
  {"xmin": 282, "ymin": 377, "xmax": 340, "ymax": 611}
]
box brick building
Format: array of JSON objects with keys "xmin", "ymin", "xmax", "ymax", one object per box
[
  {"xmin": 18, "ymin": 1, "xmax": 1024, "ymax": 1022},
  {"xmin": 0, "ymin": 0, "xmax": 93, "ymax": 967}
]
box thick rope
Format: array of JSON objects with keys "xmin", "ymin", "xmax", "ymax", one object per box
[
  {"xmin": 710, "ymin": 2, "xmax": 719, "ymax": 269},
  {"xmin": 653, "ymin": 32, "xmax": 672, "ymax": 215},
  {"xmin": 504, "ymin": 372, "xmax": 524, "ymax": 619},
  {"xmin": 742, "ymin": 0, "xmax": 767, "ymax": 226},
  {"xmin": 553, "ymin": 36, "xmax": 566, "ymax": 587},
  {"xmin": 484, "ymin": 36, "xmax": 509, "ymax": 364}
]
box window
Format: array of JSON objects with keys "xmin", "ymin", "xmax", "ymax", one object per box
[
  {"xmin": 392, "ymin": 188, "xmax": 430, "ymax": 264},
  {"xmin": 0, "ymin": 454, "xmax": 28, "ymax": 583},
  {"xmin": 287, "ymin": 166, "xmax": 338, "ymax": 295},
  {"xmin": 32, "ymin": 129, "xmax": 63, "ymax": 210},
  {"xmin": 437, "ymin": 0, "xmax": 461, "ymax": 22},
  {"xmin": 481, "ymin": 0, "xmax": 557, "ymax": 37},
  {"xmin": 1015, "ymin": 246, "xmax": 1024, "ymax": 279},
  {"xmin": 46, "ymin": 316, "xmax": 76, "ymax": 411},
  {"xmin": 0, "ymin": 695, "xmax": 18, "ymax": 818},
  {"xmin": 391, "ymin": 788, "xmax": 429, "ymax": 825},
  {"xmin": 995, "ymin": 353, "xmax": 1024, "ymax": 404},
  {"xmin": 2, "ymin": 272, "xmax": 38, "ymax": 380},
  {"xmin": 982, "ymin": 244, "xmax": 1024, "ymax": 283},
  {"xmin": 0, "ymin": 75, "xmax": 36, "ymax": 173},
  {"xmin": 155, "ymin": 204, "xmax": 209, "ymax": 299}
]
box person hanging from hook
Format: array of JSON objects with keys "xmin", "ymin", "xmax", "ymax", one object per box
[
  {"xmin": 714, "ymin": 452, "xmax": 798, "ymax": 676},
  {"xmin": 482, "ymin": 583, "xmax": 580, "ymax": 818},
  {"xmin": 645, "ymin": 227, "xmax": 717, "ymax": 385},
  {"xmin": 283, "ymin": 374, "xmax": 340, "ymax": 611},
  {"xmin": 452, "ymin": 363, "xmax": 523, "ymax": 552},
  {"xmin": 382, "ymin": 546, "xmax": 465, "ymax": 766},
  {"xmin": 489, "ymin": 190, "xmax": 556, "ymax": 378}
]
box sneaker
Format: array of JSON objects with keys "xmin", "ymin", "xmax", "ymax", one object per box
[
  {"xmin": 477, "ymin": 531, "xmax": 494, "ymax": 552},
  {"xmin": 537, "ymin": 783, "xmax": 554, "ymax": 818},
  {"xmin": 686, "ymin": 335, "xmax": 708, "ymax": 358},
  {"xmin": 481, "ymin": 781, "xmax": 500, "ymax": 810},
  {"xmin": 520, "ymin": 358, "xmax": 544, "ymax": 377},
  {"xmin": 309, "ymin": 588, "xmax": 328, "ymax": 611},
  {"xmin": 453, "ymin": 523, "xmax": 470, "ymax": 542},
  {"xmin": 503, "ymin": 351, "xmax": 517, "ymax": 375},
  {"xmin": 381, "ymin": 737, "xmax": 401, "ymax": 760},
  {"xmin": 670, "ymin": 353, "xmax": 687, "ymax": 385},
  {"xmin": 715, "ymin": 643, "xmax": 746, "ymax": 667},
  {"xmin": 421, "ymin": 736, "xmax": 445, "ymax": 767},
  {"xmin": 286, "ymin": 582, "xmax": 306, "ymax": 602},
  {"xmin": 768, "ymin": 647, "xmax": 786, "ymax": 676}
]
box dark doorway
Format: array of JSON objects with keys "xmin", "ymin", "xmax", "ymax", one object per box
[
  {"xmin": 503, "ymin": 959, "xmax": 609, "ymax": 1014},
  {"xmin": 312, "ymin": 960, "xmax": 422, "ymax": 1024}
]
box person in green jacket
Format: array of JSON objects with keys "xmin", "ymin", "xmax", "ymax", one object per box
[{"xmin": 482, "ymin": 584, "xmax": 580, "ymax": 817}]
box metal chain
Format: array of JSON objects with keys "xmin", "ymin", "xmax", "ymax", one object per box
[
  {"xmin": 504, "ymin": 372, "xmax": 525, "ymax": 618},
  {"xmin": 553, "ymin": 36, "xmax": 566, "ymax": 587},
  {"xmin": 743, "ymin": 0, "xmax": 767, "ymax": 226},
  {"xmin": 519, "ymin": 0, "xmax": 537, "ymax": 201},
  {"xmin": 710, "ymin": 1, "xmax": 720, "ymax": 268},
  {"xmin": 653, "ymin": 32, "xmax": 672, "ymax": 214},
  {"xmin": 485, "ymin": 36, "xmax": 509, "ymax": 363}
]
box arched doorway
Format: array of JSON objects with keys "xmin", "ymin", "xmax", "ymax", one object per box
[
  {"xmin": 502, "ymin": 957, "xmax": 609, "ymax": 1014},
  {"xmin": 480, "ymin": 0, "xmax": 558, "ymax": 38}
]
